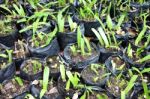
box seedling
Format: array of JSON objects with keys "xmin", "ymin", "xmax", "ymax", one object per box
[
  {"xmin": 66, "ymin": 71, "xmax": 80, "ymax": 88},
  {"xmin": 40, "ymin": 66, "xmax": 50, "ymax": 99},
  {"xmin": 29, "ymin": 25, "xmax": 57, "ymax": 48},
  {"xmin": 57, "ymin": 6, "xmax": 69, "ymax": 32},
  {"xmin": 70, "ymin": 25, "xmax": 92, "ymax": 56}
]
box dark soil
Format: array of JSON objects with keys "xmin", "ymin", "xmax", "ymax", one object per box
[{"xmin": 0, "ymin": 79, "xmax": 29, "ymax": 99}]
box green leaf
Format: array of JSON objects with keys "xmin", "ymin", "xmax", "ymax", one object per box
[
  {"xmin": 66, "ymin": 71, "xmax": 79, "ymax": 87},
  {"xmin": 135, "ymin": 26, "xmax": 147, "ymax": 46},
  {"xmin": 94, "ymin": 15, "xmax": 105, "ymax": 30},
  {"xmin": 98, "ymin": 27, "xmax": 109, "ymax": 47},
  {"xmin": 6, "ymin": 49, "xmax": 13, "ymax": 63},
  {"xmin": 137, "ymin": 55, "xmax": 150, "ymax": 63},
  {"xmin": 0, "ymin": 54, "xmax": 8, "ymax": 58},
  {"xmin": 65, "ymin": 80, "xmax": 71, "ymax": 91},
  {"xmin": 142, "ymin": 82, "xmax": 150, "ymax": 99},
  {"xmin": 92, "ymin": 28, "xmax": 104, "ymax": 46},
  {"xmin": 116, "ymin": 14, "xmax": 126, "ymax": 29},
  {"xmin": 121, "ymin": 91, "xmax": 125, "ymax": 99},
  {"xmin": 15, "ymin": 77, "xmax": 23, "ymax": 86},
  {"xmin": 0, "ymin": 5, "xmax": 12, "ymax": 14},
  {"xmin": 81, "ymin": 38, "xmax": 85, "ymax": 55},
  {"xmin": 77, "ymin": 26, "xmax": 82, "ymax": 48},
  {"xmin": 60, "ymin": 64, "xmax": 66, "ymax": 81},
  {"xmin": 83, "ymin": 37, "xmax": 92, "ymax": 53},
  {"xmin": 124, "ymin": 75, "xmax": 138, "ymax": 94},
  {"xmin": 106, "ymin": 14, "xmax": 113, "ymax": 30},
  {"xmin": 141, "ymin": 68, "xmax": 150, "ymax": 73},
  {"xmin": 40, "ymin": 89, "xmax": 46, "ymax": 99},
  {"xmin": 40, "ymin": 66, "xmax": 50, "ymax": 99},
  {"xmin": 43, "ymin": 66, "xmax": 50, "ymax": 90}
]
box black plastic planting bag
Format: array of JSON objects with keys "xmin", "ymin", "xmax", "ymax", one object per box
[
  {"xmin": 81, "ymin": 63, "xmax": 109, "ymax": 87},
  {"xmin": 13, "ymin": 92, "xmax": 29, "ymax": 99},
  {"xmin": 62, "ymin": 44, "xmax": 100, "ymax": 70},
  {"xmin": 57, "ymin": 24, "xmax": 85, "ymax": 50},
  {"xmin": 27, "ymin": 37, "xmax": 60, "ymax": 59},
  {"xmin": 98, "ymin": 47, "xmax": 122, "ymax": 63},
  {"xmin": 0, "ymin": 30, "xmax": 18, "ymax": 47},
  {"xmin": 105, "ymin": 55, "xmax": 129, "ymax": 75},
  {"xmin": 19, "ymin": 58, "xmax": 43, "ymax": 81},
  {"xmin": 73, "ymin": 15, "xmax": 100, "ymax": 37},
  {"xmin": 0, "ymin": 62, "xmax": 15, "ymax": 83}
]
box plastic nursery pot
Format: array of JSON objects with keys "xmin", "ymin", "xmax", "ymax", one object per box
[
  {"xmin": 27, "ymin": 37, "xmax": 60, "ymax": 59},
  {"xmin": 122, "ymin": 47, "xmax": 147, "ymax": 68},
  {"xmin": 45, "ymin": 55, "xmax": 62, "ymax": 80},
  {"xmin": 57, "ymin": 23, "xmax": 85, "ymax": 50},
  {"xmin": 0, "ymin": 30, "xmax": 18, "ymax": 47},
  {"xmin": 0, "ymin": 77, "xmax": 30, "ymax": 98},
  {"xmin": 98, "ymin": 46, "xmax": 122, "ymax": 63},
  {"xmin": 13, "ymin": 40, "xmax": 29, "ymax": 70},
  {"xmin": 73, "ymin": 15, "xmax": 100, "ymax": 37},
  {"xmin": 0, "ymin": 57, "xmax": 15, "ymax": 83},
  {"xmin": 105, "ymin": 76, "xmax": 131, "ymax": 98},
  {"xmin": 0, "ymin": 19, "xmax": 19, "ymax": 47},
  {"xmin": 29, "ymin": 80, "xmax": 62, "ymax": 99},
  {"xmin": 19, "ymin": 58, "xmax": 44, "ymax": 81},
  {"xmin": 105, "ymin": 55, "xmax": 128, "ymax": 75},
  {"xmin": 81, "ymin": 63, "xmax": 109, "ymax": 87},
  {"xmin": 62, "ymin": 43, "xmax": 100, "ymax": 70}
]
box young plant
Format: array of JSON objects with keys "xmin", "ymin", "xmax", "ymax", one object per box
[
  {"xmin": 66, "ymin": 71, "xmax": 80, "ymax": 88},
  {"xmin": 70, "ymin": 25, "xmax": 92, "ymax": 56},
  {"xmin": 40, "ymin": 66, "xmax": 50, "ymax": 99},
  {"xmin": 78, "ymin": 5, "xmax": 98, "ymax": 21},
  {"xmin": 68, "ymin": 15, "xmax": 77, "ymax": 31},
  {"xmin": 57, "ymin": 6, "xmax": 69, "ymax": 32},
  {"xmin": 121, "ymin": 75, "xmax": 138, "ymax": 99},
  {"xmin": 12, "ymin": 4, "xmax": 26, "ymax": 17}
]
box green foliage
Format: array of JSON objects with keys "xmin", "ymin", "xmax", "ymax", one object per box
[
  {"xmin": 60, "ymin": 64, "xmax": 66, "ymax": 82},
  {"xmin": 71, "ymin": 25, "xmax": 92, "ymax": 56},
  {"xmin": 15, "ymin": 77, "xmax": 24, "ymax": 86},
  {"xmin": 40, "ymin": 66, "xmax": 50, "ymax": 99},
  {"xmin": 123, "ymin": 75, "xmax": 138, "ymax": 95},
  {"xmin": 66, "ymin": 71, "xmax": 80, "ymax": 88}
]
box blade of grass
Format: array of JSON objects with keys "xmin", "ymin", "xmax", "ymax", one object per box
[
  {"xmin": 124, "ymin": 75, "xmax": 138, "ymax": 94},
  {"xmin": 98, "ymin": 27, "xmax": 109, "ymax": 47}
]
